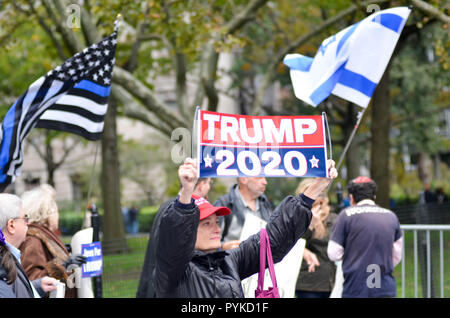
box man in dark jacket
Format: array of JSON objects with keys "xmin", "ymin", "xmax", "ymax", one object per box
[
  {"xmin": 136, "ymin": 178, "xmax": 212, "ymax": 298},
  {"xmin": 155, "ymin": 157, "xmax": 337, "ymax": 298},
  {"xmin": 214, "ymin": 177, "xmax": 273, "ymax": 249}
]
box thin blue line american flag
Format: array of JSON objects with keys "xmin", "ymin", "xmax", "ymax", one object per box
[{"xmin": 0, "ymin": 25, "xmax": 118, "ymax": 192}]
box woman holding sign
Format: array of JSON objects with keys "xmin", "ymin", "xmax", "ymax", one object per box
[{"xmin": 155, "ymin": 157, "xmax": 337, "ymax": 297}]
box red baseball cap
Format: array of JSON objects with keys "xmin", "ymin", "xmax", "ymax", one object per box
[{"xmin": 192, "ymin": 194, "xmax": 231, "ymax": 220}]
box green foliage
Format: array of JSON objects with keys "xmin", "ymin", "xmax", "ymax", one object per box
[
  {"xmin": 59, "ymin": 204, "xmax": 160, "ymax": 236},
  {"xmin": 137, "ymin": 205, "xmax": 159, "ymax": 233},
  {"xmin": 0, "ymin": 23, "xmax": 55, "ymax": 112},
  {"xmin": 391, "ymin": 24, "xmax": 449, "ymax": 155},
  {"xmin": 58, "ymin": 211, "xmax": 84, "ymax": 236},
  {"xmin": 119, "ymin": 134, "xmax": 172, "ymax": 205},
  {"xmin": 265, "ymin": 177, "xmax": 300, "ymax": 206}
]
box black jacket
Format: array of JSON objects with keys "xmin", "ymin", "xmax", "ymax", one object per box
[
  {"xmin": 136, "ymin": 199, "xmax": 173, "ymax": 298},
  {"xmin": 155, "ymin": 194, "xmax": 313, "ymax": 298},
  {"xmin": 0, "ymin": 259, "xmax": 15, "ymax": 298},
  {"xmin": 214, "ymin": 184, "xmax": 274, "ymax": 241},
  {"xmin": 295, "ymin": 213, "xmax": 337, "ymax": 292}
]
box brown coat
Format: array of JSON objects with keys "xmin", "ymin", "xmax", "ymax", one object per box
[{"xmin": 19, "ymin": 224, "xmax": 77, "ymax": 298}]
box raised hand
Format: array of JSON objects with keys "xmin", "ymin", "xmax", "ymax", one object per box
[
  {"xmin": 302, "ymin": 159, "xmax": 338, "ymax": 200},
  {"xmin": 178, "ymin": 157, "xmax": 198, "ymax": 204}
]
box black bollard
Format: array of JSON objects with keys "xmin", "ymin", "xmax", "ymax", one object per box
[{"xmin": 89, "ymin": 203, "xmax": 103, "ymax": 298}]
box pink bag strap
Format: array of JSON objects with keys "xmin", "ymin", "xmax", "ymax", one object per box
[{"xmin": 258, "ymin": 228, "xmax": 278, "ymax": 290}]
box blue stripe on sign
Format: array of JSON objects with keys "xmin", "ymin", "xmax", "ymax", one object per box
[
  {"xmin": 74, "ymin": 80, "xmax": 111, "ymax": 97},
  {"xmin": 372, "ymin": 13, "xmax": 404, "ymax": 33},
  {"xmin": 309, "ymin": 62, "xmax": 347, "ymax": 105},
  {"xmin": 338, "ymin": 68, "xmax": 378, "ymax": 97},
  {"xmin": 283, "ymin": 55, "xmax": 314, "ymax": 72}
]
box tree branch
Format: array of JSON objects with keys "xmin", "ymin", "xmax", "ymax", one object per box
[
  {"xmin": 111, "ymin": 67, "xmax": 186, "ymax": 129},
  {"xmin": 53, "ymin": 137, "xmax": 82, "ymax": 169},
  {"xmin": 72, "ymin": 0, "xmax": 102, "ymax": 45},
  {"xmin": 27, "ymin": 0, "xmax": 67, "ymax": 60},
  {"xmin": 223, "ymin": 0, "xmax": 269, "ymax": 35},
  {"xmin": 193, "ymin": 0, "xmax": 270, "ymax": 112},
  {"xmin": 110, "ymin": 85, "xmax": 174, "ymax": 136},
  {"xmin": 123, "ymin": 21, "xmax": 149, "ymax": 72},
  {"xmin": 41, "ymin": 0, "xmax": 83, "ymax": 54},
  {"xmin": 411, "ymin": 0, "xmax": 450, "ymax": 24}
]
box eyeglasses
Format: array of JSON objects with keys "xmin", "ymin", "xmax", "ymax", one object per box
[{"xmin": 13, "ymin": 214, "xmax": 29, "ymax": 223}]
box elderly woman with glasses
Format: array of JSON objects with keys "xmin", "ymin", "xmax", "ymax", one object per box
[{"xmin": 18, "ymin": 184, "xmax": 86, "ymax": 298}]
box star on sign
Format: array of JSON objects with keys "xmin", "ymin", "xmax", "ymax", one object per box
[
  {"xmin": 204, "ymin": 154, "xmax": 213, "ymax": 168},
  {"xmin": 309, "ymin": 155, "xmax": 319, "ymax": 168}
]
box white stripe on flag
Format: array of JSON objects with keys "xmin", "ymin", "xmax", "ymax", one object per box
[
  {"xmin": 39, "ymin": 110, "xmax": 105, "ymax": 133},
  {"xmin": 332, "ymin": 83, "xmax": 371, "ymax": 107},
  {"xmin": 55, "ymin": 95, "xmax": 108, "ymax": 115},
  {"xmin": 19, "ymin": 90, "xmax": 67, "ymax": 140},
  {"xmin": 8, "ymin": 91, "xmax": 67, "ymax": 175},
  {"xmin": 19, "ymin": 76, "xmax": 45, "ymax": 122},
  {"xmin": 342, "ymin": 23, "xmax": 400, "ymax": 84}
]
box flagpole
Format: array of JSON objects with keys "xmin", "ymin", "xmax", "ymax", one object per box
[
  {"xmin": 326, "ymin": 106, "xmax": 367, "ymax": 194},
  {"xmin": 336, "ymin": 106, "xmax": 367, "ymax": 171},
  {"xmin": 83, "ymin": 140, "xmax": 100, "ymax": 228},
  {"xmin": 193, "ymin": 106, "xmax": 200, "ymax": 177},
  {"xmin": 86, "ymin": 141, "xmax": 100, "ymax": 207}
]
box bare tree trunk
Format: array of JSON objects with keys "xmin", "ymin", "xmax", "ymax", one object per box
[
  {"xmin": 45, "ymin": 138, "xmax": 56, "ymax": 187},
  {"xmin": 370, "ymin": 67, "xmax": 391, "ymax": 208},
  {"xmin": 433, "ymin": 153, "xmax": 442, "ymax": 181},
  {"xmin": 100, "ymin": 97, "xmax": 128, "ymax": 254},
  {"xmin": 417, "ymin": 152, "xmax": 433, "ymax": 185}
]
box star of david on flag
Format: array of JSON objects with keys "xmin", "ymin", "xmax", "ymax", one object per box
[{"xmin": 283, "ymin": 7, "xmax": 411, "ymax": 108}]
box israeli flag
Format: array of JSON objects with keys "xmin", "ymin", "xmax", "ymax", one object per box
[{"xmin": 284, "ymin": 7, "xmax": 411, "ymax": 108}]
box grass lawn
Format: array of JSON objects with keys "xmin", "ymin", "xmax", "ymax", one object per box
[{"xmin": 394, "ymin": 230, "xmax": 450, "ymax": 298}]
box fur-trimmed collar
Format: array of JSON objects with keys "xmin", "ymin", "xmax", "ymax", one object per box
[{"xmin": 26, "ymin": 224, "xmax": 69, "ymax": 262}]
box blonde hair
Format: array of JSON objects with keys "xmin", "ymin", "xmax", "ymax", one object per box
[
  {"xmin": 296, "ymin": 178, "xmax": 329, "ymax": 239},
  {"xmin": 296, "ymin": 178, "xmax": 316, "ymax": 196},
  {"xmin": 21, "ymin": 185, "xmax": 58, "ymax": 226}
]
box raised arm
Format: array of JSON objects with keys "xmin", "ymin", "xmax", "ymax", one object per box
[
  {"xmin": 233, "ymin": 160, "xmax": 338, "ymax": 279},
  {"xmin": 155, "ymin": 158, "xmax": 200, "ymax": 296}
]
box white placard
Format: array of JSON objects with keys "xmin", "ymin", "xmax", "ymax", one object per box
[
  {"xmin": 239, "ymin": 213, "xmax": 306, "ymax": 298},
  {"xmin": 71, "ymin": 227, "xmax": 94, "ymax": 298},
  {"xmin": 330, "ymin": 261, "xmax": 344, "ymax": 298}
]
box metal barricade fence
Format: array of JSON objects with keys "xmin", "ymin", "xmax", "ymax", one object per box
[{"xmin": 400, "ymin": 224, "xmax": 450, "ymax": 298}]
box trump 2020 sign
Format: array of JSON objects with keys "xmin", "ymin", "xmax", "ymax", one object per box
[{"xmin": 197, "ymin": 110, "xmax": 329, "ymax": 178}]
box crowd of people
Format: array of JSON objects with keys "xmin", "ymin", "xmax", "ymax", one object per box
[
  {"xmin": 1, "ymin": 157, "xmax": 407, "ymax": 298},
  {"xmin": 136, "ymin": 158, "xmax": 403, "ymax": 298},
  {"xmin": 0, "ymin": 185, "xmax": 86, "ymax": 298}
]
